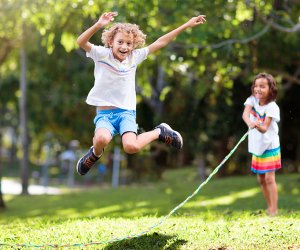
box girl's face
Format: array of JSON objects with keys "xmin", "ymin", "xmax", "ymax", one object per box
[
  {"xmin": 110, "ymin": 31, "xmax": 134, "ymax": 62},
  {"xmin": 253, "ymin": 78, "xmax": 270, "ymax": 105}
]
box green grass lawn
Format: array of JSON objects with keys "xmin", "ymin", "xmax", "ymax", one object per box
[{"xmin": 1, "ymin": 168, "xmax": 299, "ymax": 249}]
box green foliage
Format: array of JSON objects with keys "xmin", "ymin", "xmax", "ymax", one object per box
[{"xmin": 0, "ymin": 0, "xmax": 299, "ymax": 172}]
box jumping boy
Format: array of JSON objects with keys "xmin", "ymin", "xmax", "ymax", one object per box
[{"xmin": 76, "ymin": 11, "xmax": 206, "ymax": 175}]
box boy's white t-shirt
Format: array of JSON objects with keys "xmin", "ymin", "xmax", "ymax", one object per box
[
  {"xmin": 86, "ymin": 45, "xmax": 149, "ymax": 110},
  {"xmin": 244, "ymin": 96, "xmax": 280, "ymax": 156}
]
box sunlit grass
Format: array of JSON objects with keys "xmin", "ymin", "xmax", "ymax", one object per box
[
  {"xmin": 0, "ymin": 168, "xmax": 299, "ymax": 249},
  {"xmin": 186, "ymin": 187, "xmax": 260, "ymax": 208}
]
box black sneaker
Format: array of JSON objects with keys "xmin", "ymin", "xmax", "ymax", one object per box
[
  {"xmin": 76, "ymin": 147, "xmax": 101, "ymax": 176},
  {"xmin": 155, "ymin": 123, "xmax": 183, "ymax": 149}
]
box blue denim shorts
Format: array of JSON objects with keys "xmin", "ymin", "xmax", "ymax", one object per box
[{"xmin": 93, "ymin": 108, "xmax": 137, "ymax": 137}]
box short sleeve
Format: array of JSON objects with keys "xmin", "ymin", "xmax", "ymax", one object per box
[
  {"xmin": 132, "ymin": 47, "xmax": 149, "ymax": 65},
  {"xmin": 266, "ymin": 102, "xmax": 280, "ymax": 122},
  {"xmin": 86, "ymin": 45, "xmax": 109, "ymax": 61},
  {"xmin": 244, "ymin": 95, "xmax": 255, "ymax": 107}
]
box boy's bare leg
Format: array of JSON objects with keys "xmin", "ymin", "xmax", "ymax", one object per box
[
  {"xmin": 122, "ymin": 130, "xmax": 159, "ymax": 154},
  {"xmin": 93, "ymin": 128, "xmax": 112, "ymax": 155},
  {"xmin": 122, "ymin": 123, "xmax": 183, "ymax": 154},
  {"xmin": 76, "ymin": 128, "xmax": 111, "ymax": 176}
]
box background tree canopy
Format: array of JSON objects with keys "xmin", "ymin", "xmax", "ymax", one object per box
[{"xmin": 0, "ymin": 0, "xmax": 299, "ymax": 184}]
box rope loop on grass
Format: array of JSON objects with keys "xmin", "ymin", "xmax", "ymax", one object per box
[{"xmin": 0, "ymin": 130, "xmax": 249, "ymax": 248}]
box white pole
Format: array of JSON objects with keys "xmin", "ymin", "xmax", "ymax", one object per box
[{"xmin": 112, "ymin": 146, "xmax": 120, "ymax": 188}]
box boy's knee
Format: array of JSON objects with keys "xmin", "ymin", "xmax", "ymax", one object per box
[
  {"xmin": 94, "ymin": 133, "xmax": 111, "ymax": 146},
  {"xmin": 123, "ymin": 142, "xmax": 139, "ymax": 154}
]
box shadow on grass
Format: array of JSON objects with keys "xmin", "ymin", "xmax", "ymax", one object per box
[{"xmin": 103, "ymin": 232, "xmax": 187, "ymax": 250}]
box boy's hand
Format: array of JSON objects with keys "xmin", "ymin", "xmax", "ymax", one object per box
[
  {"xmin": 95, "ymin": 12, "xmax": 118, "ymax": 28},
  {"xmin": 186, "ymin": 15, "xmax": 206, "ymax": 28}
]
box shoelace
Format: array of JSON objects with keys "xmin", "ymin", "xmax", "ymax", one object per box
[
  {"xmin": 161, "ymin": 127, "xmax": 176, "ymax": 145},
  {"xmin": 163, "ymin": 135, "xmax": 173, "ymax": 145},
  {"xmin": 84, "ymin": 156, "xmax": 96, "ymax": 168}
]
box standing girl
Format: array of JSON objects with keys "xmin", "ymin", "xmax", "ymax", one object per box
[{"xmin": 242, "ymin": 73, "xmax": 281, "ymax": 216}]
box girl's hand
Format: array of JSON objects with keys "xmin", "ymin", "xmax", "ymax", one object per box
[
  {"xmin": 255, "ymin": 117, "xmax": 272, "ymax": 133},
  {"xmin": 254, "ymin": 119, "xmax": 265, "ymax": 132},
  {"xmin": 95, "ymin": 12, "xmax": 118, "ymax": 28},
  {"xmin": 185, "ymin": 15, "xmax": 206, "ymax": 27},
  {"xmin": 248, "ymin": 121, "xmax": 256, "ymax": 129},
  {"xmin": 254, "ymin": 120, "xmax": 262, "ymax": 127}
]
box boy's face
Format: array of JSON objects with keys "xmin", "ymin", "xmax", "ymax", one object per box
[{"xmin": 110, "ymin": 31, "xmax": 134, "ymax": 62}]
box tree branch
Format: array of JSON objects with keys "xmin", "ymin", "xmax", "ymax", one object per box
[
  {"xmin": 256, "ymin": 11, "xmax": 300, "ymax": 33},
  {"xmin": 172, "ymin": 25, "xmax": 270, "ymax": 50},
  {"xmin": 264, "ymin": 67, "xmax": 300, "ymax": 86}
]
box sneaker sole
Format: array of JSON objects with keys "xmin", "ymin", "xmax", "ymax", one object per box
[
  {"xmin": 76, "ymin": 157, "xmax": 85, "ymax": 176},
  {"xmin": 160, "ymin": 123, "xmax": 183, "ymax": 149}
]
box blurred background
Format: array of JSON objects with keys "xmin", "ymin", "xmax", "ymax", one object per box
[{"xmin": 0, "ymin": 0, "xmax": 299, "ymax": 201}]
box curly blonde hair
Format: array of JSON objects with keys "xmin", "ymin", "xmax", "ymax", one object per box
[{"xmin": 101, "ymin": 23, "xmax": 146, "ymax": 49}]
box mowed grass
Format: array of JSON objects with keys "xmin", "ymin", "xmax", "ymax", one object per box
[{"xmin": 0, "ymin": 168, "xmax": 299, "ymax": 250}]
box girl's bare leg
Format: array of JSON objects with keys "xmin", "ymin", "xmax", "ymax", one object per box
[
  {"xmin": 257, "ymin": 174, "xmax": 271, "ymax": 212},
  {"xmin": 265, "ymin": 171, "xmax": 278, "ymax": 216}
]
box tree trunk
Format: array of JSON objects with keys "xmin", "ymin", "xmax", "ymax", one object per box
[
  {"xmin": 0, "ymin": 183, "xmax": 5, "ymax": 209},
  {"xmin": 19, "ymin": 35, "xmax": 29, "ymax": 195},
  {"xmin": 0, "ymin": 187, "xmax": 5, "ymax": 209},
  {"xmin": 196, "ymin": 154, "xmax": 206, "ymax": 181},
  {"xmin": 0, "ymin": 131, "xmax": 6, "ymax": 209},
  {"xmin": 153, "ymin": 65, "xmax": 165, "ymax": 117}
]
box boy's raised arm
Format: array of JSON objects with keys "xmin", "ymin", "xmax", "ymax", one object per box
[
  {"xmin": 148, "ymin": 15, "xmax": 206, "ymax": 54},
  {"xmin": 77, "ymin": 12, "xmax": 118, "ymax": 52}
]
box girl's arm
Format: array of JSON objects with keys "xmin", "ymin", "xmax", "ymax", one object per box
[
  {"xmin": 242, "ymin": 105, "xmax": 256, "ymax": 128},
  {"xmin": 255, "ymin": 117, "xmax": 272, "ymax": 133},
  {"xmin": 148, "ymin": 15, "xmax": 206, "ymax": 54},
  {"xmin": 77, "ymin": 12, "xmax": 117, "ymax": 52}
]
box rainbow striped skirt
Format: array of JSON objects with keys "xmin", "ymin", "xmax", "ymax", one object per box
[{"xmin": 251, "ymin": 147, "xmax": 281, "ymax": 174}]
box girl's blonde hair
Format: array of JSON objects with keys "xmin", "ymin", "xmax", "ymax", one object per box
[{"xmin": 102, "ymin": 23, "xmax": 146, "ymax": 48}]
